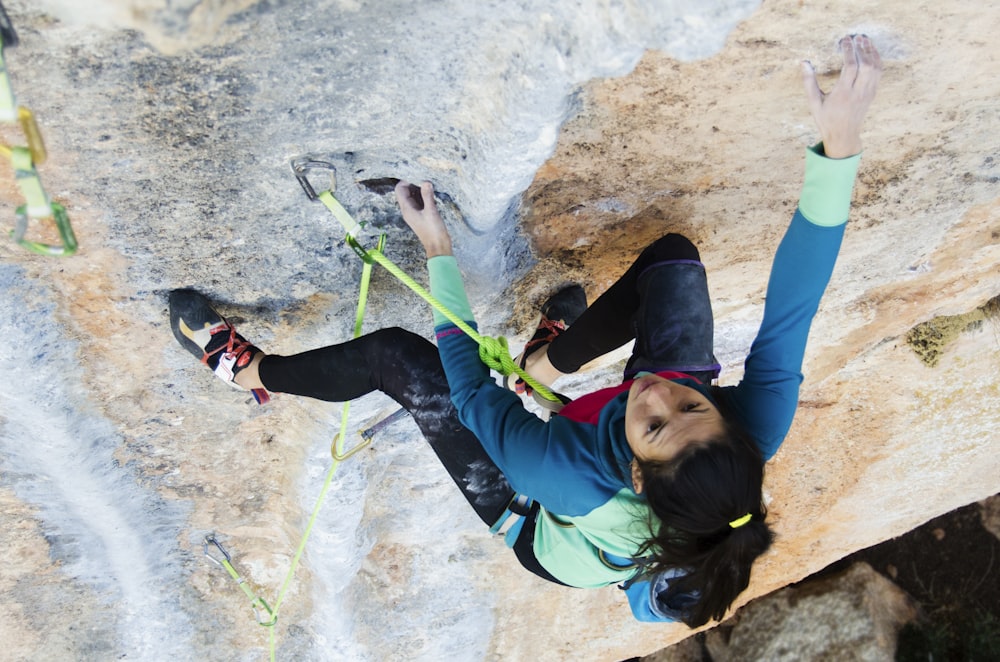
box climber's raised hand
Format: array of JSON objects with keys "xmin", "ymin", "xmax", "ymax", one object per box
[{"xmin": 802, "ymin": 34, "xmax": 882, "ymax": 159}]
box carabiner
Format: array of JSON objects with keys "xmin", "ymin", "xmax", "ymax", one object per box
[
  {"xmin": 203, "ymin": 534, "xmax": 233, "ymax": 567},
  {"xmin": 252, "ymin": 597, "xmax": 277, "ymax": 627},
  {"xmin": 291, "ymin": 157, "xmax": 337, "ymax": 201},
  {"xmin": 331, "ymin": 430, "xmax": 372, "ymax": 461},
  {"xmin": 345, "ymin": 234, "xmax": 374, "ymax": 263},
  {"xmin": 12, "ymin": 202, "xmax": 77, "ymax": 256}
]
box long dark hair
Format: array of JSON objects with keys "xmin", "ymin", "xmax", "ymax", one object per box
[{"xmin": 634, "ymin": 410, "xmax": 774, "ymax": 627}]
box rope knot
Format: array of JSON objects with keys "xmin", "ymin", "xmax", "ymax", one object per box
[{"xmin": 478, "ymin": 335, "xmax": 517, "ymax": 374}]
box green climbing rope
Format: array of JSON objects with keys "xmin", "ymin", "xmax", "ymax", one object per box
[
  {"xmin": 205, "ymin": 164, "xmax": 570, "ymax": 659},
  {"xmin": 204, "ymin": 233, "xmax": 383, "ymax": 661},
  {"xmin": 262, "ymin": 233, "xmax": 387, "ymax": 661},
  {"xmin": 316, "ymin": 189, "xmax": 563, "ymax": 405},
  {"xmin": 331, "ymin": 231, "xmax": 385, "ymax": 461}
]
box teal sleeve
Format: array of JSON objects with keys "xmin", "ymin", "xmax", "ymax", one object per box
[
  {"xmin": 427, "ymin": 255, "xmax": 474, "ymax": 326},
  {"xmin": 719, "ymin": 213, "xmax": 845, "ymax": 460},
  {"xmin": 798, "ymin": 143, "xmax": 862, "ymax": 227}
]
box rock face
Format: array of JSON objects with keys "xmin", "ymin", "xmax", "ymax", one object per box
[
  {"xmin": 646, "ymin": 563, "xmax": 917, "ymax": 662},
  {"xmin": 0, "ymin": 0, "xmax": 997, "ymax": 660}
]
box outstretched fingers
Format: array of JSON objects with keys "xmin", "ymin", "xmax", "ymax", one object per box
[
  {"xmin": 801, "ymin": 34, "xmax": 882, "ymax": 159},
  {"xmin": 839, "ymin": 34, "xmax": 860, "ymax": 86},
  {"xmin": 853, "ymin": 35, "xmax": 883, "ymax": 94}
]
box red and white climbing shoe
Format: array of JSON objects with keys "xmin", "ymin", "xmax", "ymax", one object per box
[{"xmin": 168, "ymin": 289, "xmax": 270, "ymax": 404}]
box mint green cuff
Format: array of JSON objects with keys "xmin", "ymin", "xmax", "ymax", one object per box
[
  {"xmin": 798, "ymin": 143, "xmax": 862, "ymax": 227},
  {"xmin": 428, "ymin": 255, "xmax": 474, "ymax": 326}
]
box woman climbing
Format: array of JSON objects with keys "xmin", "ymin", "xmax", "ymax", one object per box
[{"xmin": 170, "ymin": 35, "xmax": 881, "ymax": 626}]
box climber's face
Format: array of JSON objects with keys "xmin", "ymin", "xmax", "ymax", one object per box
[{"xmin": 625, "ymin": 374, "xmax": 724, "ymax": 491}]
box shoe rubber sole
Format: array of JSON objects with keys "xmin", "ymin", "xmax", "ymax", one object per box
[{"xmin": 169, "ymin": 289, "xmax": 228, "ymax": 364}]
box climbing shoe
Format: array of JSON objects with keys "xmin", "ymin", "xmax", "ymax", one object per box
[
  {"xmin": 505, "ymin": 284, "xmax": 587, "ymax": 396},
  {"xmin": 168, "ymin": 289, "xmax": 270, "ymax": 404}
]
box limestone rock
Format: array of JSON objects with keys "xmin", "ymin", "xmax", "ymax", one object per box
[
  {"xmin": 702, "ymin": 563, "xmax": 917, "ymax": 662},
  {"xmin": 0, "ymin": 0, "xmax": 998, "ymax": 660},
  {"xmin": 515, "ymin": 1, "xmax": 1000, "ymax": 655}
]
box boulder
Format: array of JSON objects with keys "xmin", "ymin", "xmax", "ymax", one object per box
[{"xmin": 700, "ymin": 563, "xmax": 916, "ymax": 662}]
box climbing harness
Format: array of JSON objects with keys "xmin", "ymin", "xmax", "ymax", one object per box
[
  {"xmin": 0, "ymin": 3, "xmax": 77, "ymax": 256},
  {"xmin": 489, "ymin": 493, "xmax": 534, "ymax": 547},
  {"xmin": 203, "ymin": 534, "xmax": 276, "ymax": 626}
]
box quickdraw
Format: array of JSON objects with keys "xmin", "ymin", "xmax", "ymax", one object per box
[
  {"xmin": 0, "ymin": 3, "xmax": 77, "ymax": 256},
  {"xmin": 203, "ymin": 534, "xmax": 276, "ymax": 627}
]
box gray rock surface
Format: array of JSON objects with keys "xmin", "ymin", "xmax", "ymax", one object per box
[{"xmin": 648, "ymin": 563, "xmax": 917, "ymax": 662}]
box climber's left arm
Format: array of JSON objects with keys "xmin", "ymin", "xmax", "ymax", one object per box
[{"xmin": 716, "ymin": 35, "xmax": 882, "ymax": 460}]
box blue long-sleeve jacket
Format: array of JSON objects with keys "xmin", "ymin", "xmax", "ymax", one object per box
[{"xmin": 429, "ymin": 145, "xmax": 860, "ymax": 620}]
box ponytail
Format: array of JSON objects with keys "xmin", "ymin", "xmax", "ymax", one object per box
[{"xmin": 635, "ymin": 417, "xmax": 774, "ymax": 627}]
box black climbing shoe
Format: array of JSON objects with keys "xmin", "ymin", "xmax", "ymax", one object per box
[
  {"xmin": 168, "ymin": 289, "xmax": 270, "ymax": 404},
  {"xmin": 505, "ymin": 284, "xmax": 587, "ymax": 396},
  {"xmin": 540, "ymin": 283, "xmax": 587, "ymax": 331}
]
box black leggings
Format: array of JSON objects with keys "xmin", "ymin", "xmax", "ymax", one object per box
[
  {"xmin": 256, "ymin": 233, "xmax": 715, "ymax": 584},
  {"xmin": 547, "ymin": 233, "xmax": 719, "ymax": 383},
  {"xmin": 259, "ymin": 327, "xmax": 514, "ymax": 526},
  {"xmin": 258, "ymin": 327, "xmax": 565, "ymax": 584}
]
